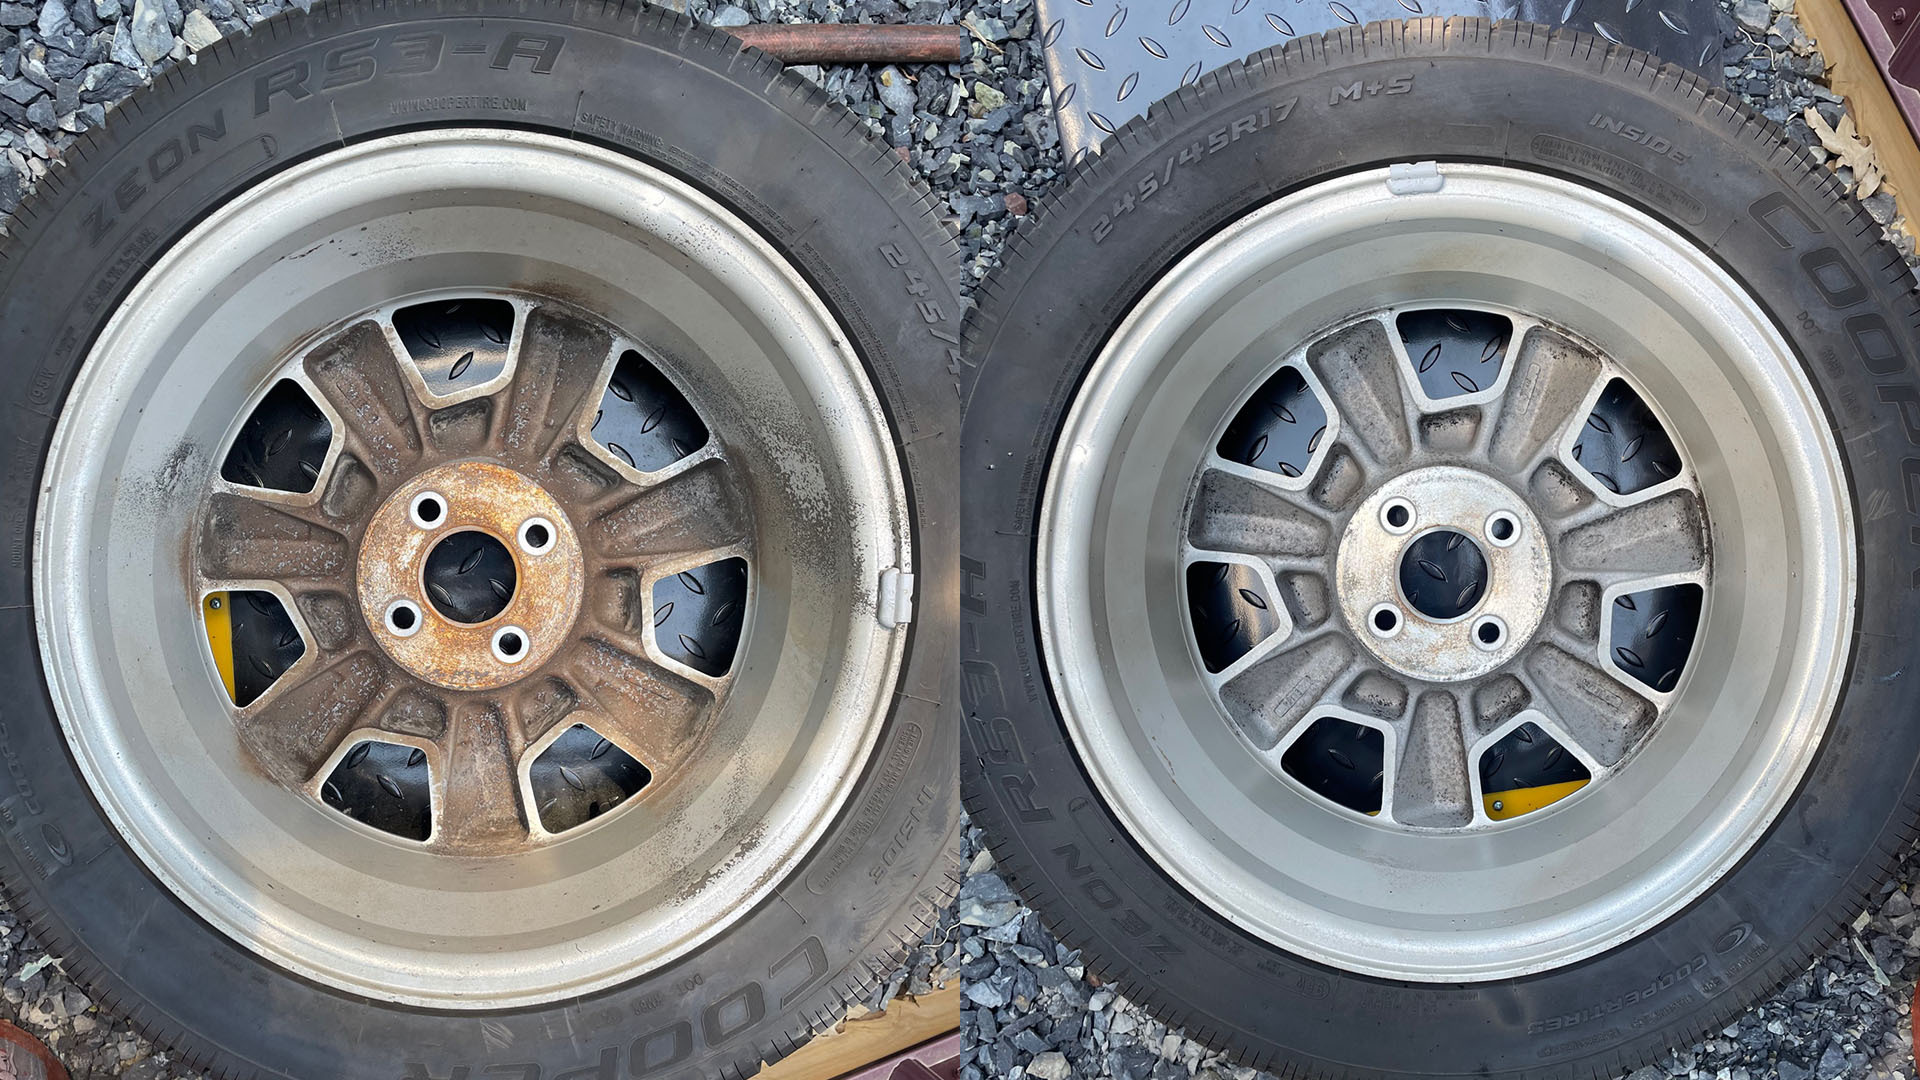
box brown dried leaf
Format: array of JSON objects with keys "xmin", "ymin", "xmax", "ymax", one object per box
[{"xmin": 1805, "ymin": 106, "xmax": 1885, "ymax": 198}]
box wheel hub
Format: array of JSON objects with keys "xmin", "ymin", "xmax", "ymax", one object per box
[
  {"xmin": 357, "ymin": 461, "xmax": 582, "ymax": 691},
  {"xmin": 1337, "ymin": 466, "xmax": 1547, "ymax": 681}
]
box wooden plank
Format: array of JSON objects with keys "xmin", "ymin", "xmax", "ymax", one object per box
[
  {"xmin": 754, "ymin": 985, "xmax": 961, "ymax": 1080},
  {"xmin": 1797, "ymin": 0, "xmax": 1920, "ymax": 211}
]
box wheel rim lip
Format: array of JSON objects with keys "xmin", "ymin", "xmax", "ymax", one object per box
[
  {"xmin": 1035, "ymin": 164, "xmax": 1854, "ymax": 981},
  {"xmin": 34, "ymin": 130, "xmax": 911, "ymax": 1007}
]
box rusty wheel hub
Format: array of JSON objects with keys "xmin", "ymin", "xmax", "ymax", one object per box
[
  {"xmin": 359, "ymin": 462, "xmax": 583, "ymax": 691},
  {"xmin": 187, "ymin": 286, "xmax": 759, "ymax": 859}
]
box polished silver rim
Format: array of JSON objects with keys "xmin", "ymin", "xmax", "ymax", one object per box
[
  {"xmin": 36, "ymin": 130, "xmax": 911, "ymax": 1007},
  {"xmin": 1038, "ymin": 164, "xmax": 1853, "ymax": 981}
]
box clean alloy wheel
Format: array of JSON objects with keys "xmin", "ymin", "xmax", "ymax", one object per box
[
  {"xmin": 1040, "ymin": 167, "xmax": 1849, "ymax": 981},
  {"xmin": 0, "ymin": 6, "xmax": 960, "ymax": 1077},
  {"xmin": 960, "ymin": 19, "xmax": 1920, "ymax": 1080}
]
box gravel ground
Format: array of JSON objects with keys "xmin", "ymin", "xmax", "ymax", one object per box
[
  {"xmin": 2, "ymin": 0, "xmax": 1916, "ymax": 1072},
  {"xmin": 960, "ymin": 821, "xmax": 1920, "ymax": 1080},
  {"xmin": 1720, "ymin": 0, "xmax": 1918, "ymax": 268}
]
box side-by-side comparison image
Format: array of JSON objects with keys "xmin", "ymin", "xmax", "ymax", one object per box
[{"xmin": 0, "ymin": 0, "xmax": 1917, "ymax": 1077}]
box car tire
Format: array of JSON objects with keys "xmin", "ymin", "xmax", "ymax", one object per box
[
  {"xmin": 961, "ymin": 18, "xmax": 1920, "ymax": 1079},
  {"xmin": 0, "ymin": 2, "xmax": 961, "ymax": 1077}
]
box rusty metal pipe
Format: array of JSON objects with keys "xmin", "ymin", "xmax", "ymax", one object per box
[{"xmin": 725, "ymin": 23, "xmax": 971, "ymax": 64}]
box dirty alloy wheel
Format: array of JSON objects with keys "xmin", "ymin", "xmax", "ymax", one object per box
[
  {"xmin": 0, "ymin": 3, "xmax": 960, "ymax": 1077},
  {"xmin": 960, "ymin": 19, "xmax": 1920, "ymax": 1079}
]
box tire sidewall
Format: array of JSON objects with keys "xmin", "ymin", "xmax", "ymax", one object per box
[
  {"xmin": 0, "ymin": 4, "xmax": 960, "ymax": 1078},
  {"xmin": 960, "ymin": 22, "xmax": 1920, "ymax": 1078}
]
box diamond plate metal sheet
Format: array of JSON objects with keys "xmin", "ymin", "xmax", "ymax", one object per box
[
  {"xmin": 1040, "ymin": 0, "xmax": 1736, "ymax": 156},
  {"xmin": 1848, "ymin": 0, "xmax": 1920, "ymax": 140}
]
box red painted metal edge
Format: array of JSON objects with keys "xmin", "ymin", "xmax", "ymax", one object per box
[{"xmin": 0, "ymin": 1019, "xmax": 68, "ymax": 1080}]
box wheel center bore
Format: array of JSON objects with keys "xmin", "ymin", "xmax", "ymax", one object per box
[
  {"xmin": 422, "ymin": 530, "xmax": 517, "ymax": 623},
  {"xmin": 1397, "ymin": 529, "xmax": 1488, "ymax": 622}
]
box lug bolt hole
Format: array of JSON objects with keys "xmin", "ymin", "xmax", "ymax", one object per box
[
  {"xmin": 492, "ymin": 625, "xmax": 529, "ymax": 664},
  {"xmin": 409, "ymin": 491, "xmax": 447, "ymax": 529},
  {"xmin": 384, "ymin": 599, "xmax": 423, "ymax": 638},
  {"xmin": 1381, "ymin": 499, "xmax": 1414, "ymax": 534},
  {"xmin": 1368, "ymin": 603, "xmax": 1403, "ymax": 638},
  {"xmin": 1486, "ymin": 511, "xmax": 1519, "ymax": 547},
  {"xmin": 1474, "ymin": 616, "xmax": 1506, "ymax": 650},
  {"xmin": 518, "ymin": 516, "xmax": 556, "ymax": 556}
]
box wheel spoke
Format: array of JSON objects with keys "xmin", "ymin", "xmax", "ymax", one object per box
[
  {"xmin": 1519, "ymin": 645, "xmax": 1654, "ymax": 768},
  {"xmin": 586, "ymin": 460, "xmax": 751, "ymax": 562},
  {"xmin": 197, "ymin": 489, "xmax": 353, "ymax": 584},
  {"xmin": 236, "ymin": 649, "xmax": 395, "ymax": 782},
  {"xmin": 1218, "ymin": 632, "xmax": 1356, "ymax": 751},
  {"xmin": 1303, "ymin": 316, "xmax": 1412, "ymax": 469},
  {"xmin": 496, "ymin": 305, "xmax": 621, "ymax": 467},
  {"xmin": 1555, "ymin": 491, "xmax": 1707, "ymax": 580},
  {"xmin": 563, "ymin": 635, "xmax": 713, "ymax": 766},
  {"xmin": 1485, "ymin": 327, "xmax": 1605, "ymax": 476},
  {"xmin": 1390, "ymin": 690, "xmax": 1473, "ymax": 828},
  {"xmin": 436, "ymin": 698, "xmax": 533, "ymax": 849},
  {"xmin": 302, "ymin": 320, "xmax": 428, "ymax": 482},
  {"xmin": 1187, "ymin": 468, "xmax": 1333, "ymax": 561}
]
